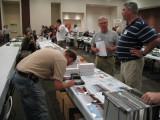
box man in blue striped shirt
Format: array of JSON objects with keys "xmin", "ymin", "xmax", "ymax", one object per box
[{"xmin": 116, "ymin": 2, "xmax": 159, "ymax": 90}]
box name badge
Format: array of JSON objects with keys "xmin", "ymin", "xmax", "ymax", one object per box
[
  {"xmin": 97, "ymin": 37, "xmax": 102, "ymax": 41},
  {"xmin": 124, "ymin": 30, "xmax": 128, "ymax": 35}
]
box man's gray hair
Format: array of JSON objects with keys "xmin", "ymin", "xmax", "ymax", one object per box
[
  {"xmin": 98, "ymin": 16, "xmax": 108, "ymax": 23},
  {"xmin": 124, "ymin": 2, "xmax": 138, "ymax": 15}
]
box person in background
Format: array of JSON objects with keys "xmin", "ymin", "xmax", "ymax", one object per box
[
  {"xmin": 73, "ymin": 24, "xmax": 79, "ymax": 36},
  {"xmin": 112, "ymin": 26, "xmax": 117, "ymax": 31},
  {"xmin": 46, "ymin": 25, "xmax": 53, "ymax": 40},
  {"xmin": 41, "ymin": 26, "xmax": 49, "ymax": 38},
  {"xmin": 83, "ymin": 30, "xmax": 91, "ymax": 37},
  {"xmin": 26, "ymin": 25, "xmax": 32, "ymax": 34},
  {"xmin": 73, "ymin": 24, "xmax": 79, "ymax": 49},
  {"xmin": 151, "ymin": 26, "xmax": 156, "ymax": 34},
  {"xmin": 116, "ymin": 2, "xmax": 159, "ymax": 90},
  {"xmin": 22, "ymin": 31, "xmax": 36, "ymax": 53},
  {"xmin": 40, "ymin": 25, "xmax": 45, "ymax": 35},
  {"xmin": 50, "ymin": 25, "xmax": 57, "ymax": 43},
  {"xmin": 65, "ymin": 24, "xmax": 71, "ymax": 47},
  {"xmin": 91, "ymin": 16, "xmax": 119, "ymax": 76},
  {"xmin": 3, "ymin": 25, "xmax": 10, "ymax": 43},
  {"xmin": 116, "ymin": 26, "xmax": 121, "ymax": 36},
  {"xmin": 56, "ymin": 19, "xmax": 66, "ymax": 48},
  {"xmin": 33, "ymin": 30, "xmax": 37, "ymax": 42},
  {"xmin": 12, "ymin": 48, "xmax": 77, "ymax": 120}
]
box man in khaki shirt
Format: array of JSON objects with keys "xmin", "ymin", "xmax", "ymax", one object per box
[{"xmin": 12, "ymin": 48, "xmax": 77, "ymax": 120}]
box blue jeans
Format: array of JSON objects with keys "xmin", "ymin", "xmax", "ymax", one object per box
[
  {"xmin": 12, "ymin": 71, "xmax": 48, "ymax": 120},
  {"xmin": 4, "ymin": 34, "xmax": 9, "ymax": 43}
]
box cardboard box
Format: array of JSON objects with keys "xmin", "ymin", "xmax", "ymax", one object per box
[
  {"xmin": 56, "ymin": 91, "xmax": 61, "ymax": 103},
  {"xmin": 56, "ymin": 91, "xmax": 67, "ymax": 114},
  {"xmin": 64, "ymin": 95, "xmax": 79, "ymax": 120},
  {"xmin": 74, "ymin": 113, "xmax": 84, "ymax": 120}
]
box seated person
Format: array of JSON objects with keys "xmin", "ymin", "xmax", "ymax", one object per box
[
  {"xmin": 22, "ymin": 31, "xmax": 36, "ymax": 53},
  {"xmin": 83, "ymin": 31, "xmax": 91, "ymax": 37}
]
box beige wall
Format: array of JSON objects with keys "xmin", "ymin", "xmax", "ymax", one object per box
[
  {"xmin": 30, "ymin": 0, "xmax": 51, "ymax": 35},
  {"xmin": 60, "ymin": 0, "xmax": 86, "ymax": 13},
  {"xmin": 3, "ymin": 0, "xmax": 160, "ymax": 36},
  {"xmin": 62, "ymin": 13, "xmax": 84, "ymax": 32},
  {"xmin": 29, "ymin": 0, "xmax": 125, "ymax": 34},
  {"xmin": 3, "ymin": 2, "xmax": 21, "ymax": 38},
  {"xmin": 86, "ymin": 6, "xmax": 117, "ymax": 32},
  {"xmin": 1, "ymin": 1, "xmax": 5, "ymax": 29},
  {"xmin": 126, "ymin": 0, "xmax": 160, "ymax": 9},
  {"xmin": 1, "ymin": 0, "xmax": 22, "ymax": 36},
  {"xmin": 51, "ymin": 3, "xmax": 60, "ymax": 25}
]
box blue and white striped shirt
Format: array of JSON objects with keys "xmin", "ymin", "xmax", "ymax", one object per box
[{"xmin": 116, "ymin": 17, "xmax": 158, "ymax": 61}]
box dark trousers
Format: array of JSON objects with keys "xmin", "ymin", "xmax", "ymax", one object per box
[
  {"xmin": 4, "ymin": 34, "xmax": 9, "ymax": 43},
  {"xmin": 12, "ymin": 72, "xmax": 48, "ymax": 120}
]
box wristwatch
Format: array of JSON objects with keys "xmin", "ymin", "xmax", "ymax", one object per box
[{"xmin": 141, "ymin": 51, "xmax": 146, "ymax": 56}]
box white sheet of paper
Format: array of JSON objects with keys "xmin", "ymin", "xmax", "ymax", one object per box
[{"xmin": 96, "ymin": 41, "xmax": 107, "ymax": 56}]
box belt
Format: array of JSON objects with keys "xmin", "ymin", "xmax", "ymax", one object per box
[
  {"xmin": 17, "ymin": 70, "xmax": 39, "ymax": 82},
  {"xmin": 98, "ymin": 56, "xmax": 113, "ymax": 58},
  {"xmin": 121, "ymin": 58, "xmax": 139, "ymax": 63},
  {"xmin": 17, "ymin": 70, "xmax": 29, "ymax": 77},
  {"xmin": 121, "ymin": 60, "xmax": 130, "ymax": 63}
]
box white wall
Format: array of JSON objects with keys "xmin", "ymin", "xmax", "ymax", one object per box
[
  {"xmin": 63, "ymin": 13, "xmax": 84, "ymax": 32},
  {"xmin": 51, "ymin": 0, "xmax": 124, "ymax": 32},
  {"xmin": 85, "ymin": 0, "xmax": 124, "ymax": 19},
  {"xmin": 2, "ymin": 0, "xmax": 160, "ymax": 35},
  {"xmin": 2, "ymin": 1, "xmax": 21, "ymax": 38},
  {"xmin": 86, "ymin": 6, "xmax": 117, "ymax": 32},
  {"xmin": 60, "ymin": 0, "xmax": 86, "ymax": 13},
  {"xmin": 30, "ymin": 0, "xmax": 51, "ymax": 35},
  {"xmin": 1, "ymin": 1, "xmax": 5, "ymax": 29},
  {"xmin": 1, "ymin": 0, "xmax": 22, "ymax": 35},
  {"xmin": 51, "ymin": 3, "xmax": 60, "ymax": 25},
  {"xmin": 57, "ymin": 0, "xmax": 86, "ymax": 32},
  {"xmin": 126, "ymin": 0, "xmax": 160, "ymax": 9}
]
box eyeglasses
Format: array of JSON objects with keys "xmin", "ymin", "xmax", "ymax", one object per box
[{"xmin": 99, "ymin": 22, "xmax": 107, "ymax": 25}]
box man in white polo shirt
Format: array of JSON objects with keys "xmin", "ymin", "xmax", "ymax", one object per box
[{"xmin": 56, "ymin": 19, "xmax": 66, "ymax": 48}]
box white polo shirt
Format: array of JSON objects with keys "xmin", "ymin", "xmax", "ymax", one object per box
[{"xmin": 56, "ymin": 24, "xmax": 66, "ymax": 41}]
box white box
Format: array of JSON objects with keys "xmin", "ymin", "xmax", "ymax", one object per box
[
  {"xmin": 79, "ymin": 69, "xmax": 94, "ymax": 72},
  {"xmin": 79, "ymin": 71, "xmax": 94, "ymax": 76},
  {"xmin": 78, "ymin": 63, "xmax": 94, "ymax": 69},
  {"xmin": 65, "ymin": 68, "xmax": 79, "ymax": 76}
]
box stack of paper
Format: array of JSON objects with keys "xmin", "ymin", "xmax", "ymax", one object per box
[
  {"xmin": 78, "ymin": 63, "xmax": 94, "ymax": 76},
  {"xmin": 64, "ymin": 67, "xmax": 79, "ymax": 76}
]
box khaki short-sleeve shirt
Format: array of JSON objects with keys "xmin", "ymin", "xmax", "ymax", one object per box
[{"xmin": 17, "ymin": 48, "xmax": 67, "ymax": 81}]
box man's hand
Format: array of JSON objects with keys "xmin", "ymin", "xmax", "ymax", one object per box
[
  {"xmin": 141, "ymin": 92, "xmax": 160, "ymax": 104},
  {"xmin": 106, "ymin": 46, "xmax": 112, "ymax": 51},
  {"xmin": 66, "ymin": 79, "xmax": 75, "ymax": 87},
  {"xmin": 93, "ymin": 47, "xmax": 99, "ymax": 53},
  {"xmin": 130, "ymin": 48, "xmax": 143, "ymax": 57}
]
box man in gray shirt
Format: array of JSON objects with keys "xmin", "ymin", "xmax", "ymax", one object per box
[{"xmin": 91, "ymin": 16, "xmax": 119, "ymax": 76}]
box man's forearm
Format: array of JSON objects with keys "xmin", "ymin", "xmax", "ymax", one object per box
[
  {"xmin": 54, "ymin": 79, "xmax": 74, "ymax": 90},
  {"xmin": 144, "ymin": 38, "xmax": 159, "ymax": 55},
  {"xmin": 111, "ymin": 46, "xmax": 117, "ymax": 51}
]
